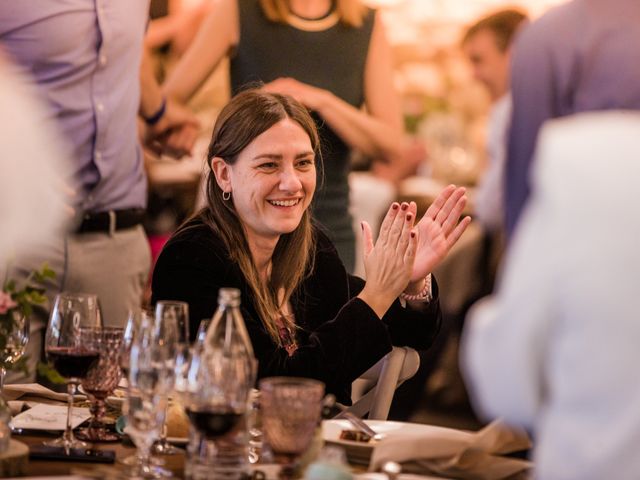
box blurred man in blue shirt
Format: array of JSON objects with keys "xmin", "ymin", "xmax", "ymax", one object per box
[{"xmin": 505, "ymin": 0, "xmax": 640, "ymax": 237}]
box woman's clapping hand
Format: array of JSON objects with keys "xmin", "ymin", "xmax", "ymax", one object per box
[
  {"xmin": 357, "ymin": 185, "xmax": 471, "ymax": 317},
  {"xmin": 408, "ymin": 185, "xmax": 471, "ymax": 284},
  {"xmin": 358, "ymin": 201, "xmax": 419, "ymax": 317}
]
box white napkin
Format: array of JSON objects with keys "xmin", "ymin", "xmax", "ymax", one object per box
[
  {"xmin": 2, "ymin": 383, "xmax": 85, "ymax": 402},
  {"xmin": 10, "ymin": 403, "xmax": 91, "ymax": 431},
  {"xmin": 369, "ymin": 420, "xmax": 532, "ymax": 480}
]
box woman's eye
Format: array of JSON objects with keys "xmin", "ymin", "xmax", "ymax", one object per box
[
  {"xmin": 258, "ymin": 162, "xmax": 277, "ymax": 169},
  {"xmin": 297, "ymin": 159, "xmax": 314, "ymax": 168}
]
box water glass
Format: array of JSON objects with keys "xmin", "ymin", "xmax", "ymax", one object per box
[
  {"xmin": 152, "ymin": 300, "xmax": 187, "ymax": 456},
  {"xmin": 124, "ymin": 314, "xmax": 173, "ymax": 478},
  {"xmin": 77, "ymin": 327, "xmax": 124, "ymax": 442},
  {"xmin": 259, "ymin": 377, "xmax": 325, "ymax": 479}
]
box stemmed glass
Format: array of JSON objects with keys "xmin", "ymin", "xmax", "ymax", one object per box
[
  {"xmin": 124, "ymin": 314, "xmax": 176, "ymax": 478},
  {"xmin": 0, "ymin": 311, "xmax": 29, "ymax": 393},
  {"xmin": 44, "ymin": 293, "xmax": 102, "ymax": 451},
  {"xmin": 259, "ymin": 377, "xmax": 325, "ymax": 479},
  {"xmin": 77, "ymin": 327, "xmax": 124, "ymax": 442},
  {"xmin": 152, "ymin": 300, "xmax": 188, "ymax": 456},
  {"xmin": 120, "ymin": 309, "xmax": 153, "ymax": 381}
]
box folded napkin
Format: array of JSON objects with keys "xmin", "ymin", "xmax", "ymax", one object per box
[
  {"xmin": 10, "ymin": 403, "xmax": 91, "ymax": 431},
  {"xmin": 2, "ymin": 383, "xmax": 85, "ymax": 403},
  {"xmin": 7, "ymin": 400, "xmax": 27, "ymax": 416},
  {"xmin": 369, "ymin": 420, "xmax": 532, "ymax": 480}
]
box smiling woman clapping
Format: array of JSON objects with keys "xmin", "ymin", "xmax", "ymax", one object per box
[{"xmin": 151, "ymin": 89, "xmax": 470, "ymax": 404}]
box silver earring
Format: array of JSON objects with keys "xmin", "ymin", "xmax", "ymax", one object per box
[{"xmin": 222, "ymin": 190, "xmax": 231, "ymax": 201}]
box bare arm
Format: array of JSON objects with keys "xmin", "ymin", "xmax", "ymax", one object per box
[
  {"xmin": 162, "ymin": 0, "xmax": 238, "ymax": 103},
  {"xmin": 139, "ymin": 47, "xmax": 200, "ymax": 157}
]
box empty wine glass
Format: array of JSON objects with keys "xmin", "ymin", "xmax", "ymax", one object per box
[
  {"xmin": 44, "ymin": 292, "xmax": 102, "ymax": 452},
  {"xmin": 120, "ymin": 309, "xmax": 153, "ymax": 382},
  {"xmin": 152, "ymin": 301, "xmax": 187, "ymax": 456},
  {"xmin": 0, "ymin": 310, "xmax": 29, "ymax": 393},
  {"xmin": 124, "ymin": 314, "xmax": 173, "ymax": 478},
  {"xmin": 77, "ymin": 327, "xmax": 124, "ymax": 442},
  {"xmin": 259, "ymin": 377, "xmax": 325, "ymax": 479}
]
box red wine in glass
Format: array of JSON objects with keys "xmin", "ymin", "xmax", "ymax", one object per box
[
  {"xmin": 44, "ymin": 293, "xmax": 102, "ymax": 452},
  {"xmin": 47, "ymin": 347, "xmax": 99, "ymax": 379},
  {"xmin": 186, "ymin": 407, "xmax": 244, "ymax": 439}
]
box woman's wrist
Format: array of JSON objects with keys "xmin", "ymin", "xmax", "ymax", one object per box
[
  {"xmin": 357, "ymin": 287, "xmax": 395, "ymax": 319},
  {"xmin": 400, "ymin": 274, "xmax": 432, "ymax": 302},
  {"xmin": 142, "ymin": 96, "xmax": 167, "ymax": 126},
  {"xmin": 404, "ymin": 277, "xmax": 426, "ymax": 296}
]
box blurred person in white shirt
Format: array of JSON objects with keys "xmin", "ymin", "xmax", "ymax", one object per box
[
  {"xmin": 0, "ymin": 53, "xmax": 72, "ymax": 381},
  {"xmin": 462, "ymin": 111, "xmax": 640, "ymax": 479}
]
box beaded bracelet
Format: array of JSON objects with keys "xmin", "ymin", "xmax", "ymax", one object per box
[
  {"xmin": 399, "ymin": 274, "xmax": 432, "ymax": 302},
  {"xmin": 143, "ymin": 97, "xmax": 167, "ymax": 126}
]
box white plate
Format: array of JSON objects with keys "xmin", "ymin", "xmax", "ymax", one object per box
[{"xmin": 322, "ymin": 419, "xmax": 472, "ymax": 466}]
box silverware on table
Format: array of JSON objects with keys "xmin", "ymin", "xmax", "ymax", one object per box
[{"xmin": 338, "ymin": 410, "xmax": 384, "ymax": 442}]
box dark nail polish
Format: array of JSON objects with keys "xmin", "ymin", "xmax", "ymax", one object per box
[
  {"xmin": 401, "ymin": 203, "xmax": 408, "ymax": 211},
  {"xmin": 410, "ymin": 231, "xmax": 416, "ymax": 238},
  {"xmin": 392, "ymin": 203, "xmax": 399, "ymax": 210},
  {"xmin": 406, "ymin": 213, "xmax": 412, "ymax": 221}
]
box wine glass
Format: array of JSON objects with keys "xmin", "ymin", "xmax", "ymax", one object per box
[
  {"xmin": 124, "ymin": 314, "xmax": 173, "ymax": 478},
  {"xmin": 44, "ymin": 292, "xmax": 102, "ymax": 452},
  {"xmin": 152, "ymin": 300, "xmax": 188, "ymax": 455},
  {"xmin": 120, "ymin": 309, "xmax": 153, "ymax": 381},
  {"xmin": 0, "ymin": 310, "xmax": 29, "ymax": 392},
  {"xmin": 77, "ymin": 327, "xmax": 124, "ymax": 442},
  {"xmin": 259, "ymin": 377, "xmax": 325, "ymax": 479}
]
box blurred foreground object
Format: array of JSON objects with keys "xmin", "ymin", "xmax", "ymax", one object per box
[
  {"xmin": 0, "ymin": 55, "xmax": 71, "ymax": 262},
  {"xmin": 463, "ymin": 112, "xmax": 640, "ymax": 480}
]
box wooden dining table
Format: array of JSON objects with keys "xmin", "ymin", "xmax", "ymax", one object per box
[{"xmin": 11, "ymin": 433, "xmax": 185, "ymax": 478}]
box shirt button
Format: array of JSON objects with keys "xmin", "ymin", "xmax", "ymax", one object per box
[
  {"xmin": 96, "ymin": 102, "xmax": 104, "ymax": 112},
  {"xmin": 95, "ymin": 151, "xmax": 102, "ymax": 160},
  {"xmin": 99, "ymin": 55, "xmax": 107, "ymax": 66}
]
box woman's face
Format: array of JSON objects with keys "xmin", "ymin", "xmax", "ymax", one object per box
[{"xmin": 214, "ymin": 118, "xmax": 316, "ymax": 244}]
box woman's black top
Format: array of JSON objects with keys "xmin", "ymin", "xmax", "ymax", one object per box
[{"xmin": 151, "ymin": 216, "xmax": 441, "ymax": 404}]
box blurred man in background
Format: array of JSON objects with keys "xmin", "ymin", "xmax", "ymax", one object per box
[
  {"xmin": 0, "ymin": 1, "xmax": 197, "ymax": 380},
  {"xmin": 463, "ymin": 8, "xmax": 527, "ymax": 235}
]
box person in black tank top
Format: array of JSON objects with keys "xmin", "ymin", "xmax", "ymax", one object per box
[{"xmin": 163, "ymin": 0, "xmax": 407, "ymax": 272}]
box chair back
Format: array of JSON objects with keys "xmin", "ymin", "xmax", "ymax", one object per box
[{"xmin": 339, "ymin": 346, "xmax": 420, "ymax": 420}]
